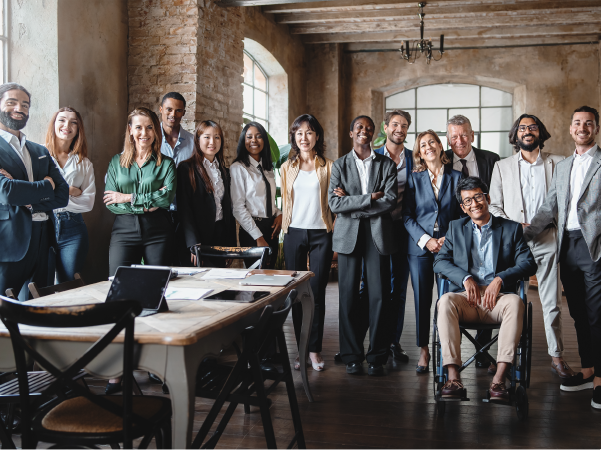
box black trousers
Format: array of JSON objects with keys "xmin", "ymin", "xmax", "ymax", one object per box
[
  {"xmin": 338, "ymin": 219, "xmax": 392, "ymax": 365},
  {"xmin": 284, "ymin": 227, "xmax": 333, "ymax": 353},
  {"xmin": 0, "ymin": 221, "xmax": 50, "ymax": 302},
  {"xmin": 170, "ymin": 210, "xmax": 194, "ymax": 267},
  {"xmin": 108, "ymin": 210, "xmax": 174, "ymax": 276},
  {"xmin": 238, "ymin": 217, "xmax": 279, "ymax": 269},
  {"xmin": 560, "ymin": 229, "xmax": 601, "ymax": 376}
]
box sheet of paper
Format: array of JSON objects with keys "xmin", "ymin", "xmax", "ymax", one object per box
[
  {"xmin": 202, "ymin": 269, "xmax": 250, "ymax": 280},
  {"xmin": 164, "ymin": 287, "xmax": 213, "ymax": 300},
  {"xmin": 175, "ymin": 268, "xmax": 210, "ymax": 276}
]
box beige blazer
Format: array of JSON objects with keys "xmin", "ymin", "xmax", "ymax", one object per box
[
  {"xmin": 489, "ymin": 151, "xmax": 565, "ymax": 224},
  {"xmin": 280, "ymin": 155, "xmax": 334, "ymax": 234}
]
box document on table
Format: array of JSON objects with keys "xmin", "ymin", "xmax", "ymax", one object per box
[
  {"xmin": 175, "ymin": 268, "xmax": 210, "ymax": 276},
  {"xmin": 164, "ymin": 287, "xmax": 213, "ymax": 300},
  {"xmin": 202, "ymin": 269, "xmax": 250, "ymax": 280}
]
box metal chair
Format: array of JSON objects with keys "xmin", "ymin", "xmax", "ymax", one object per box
[
  {"xmin": 191, "ymin": 289, "xmax": 305, "ymax": 449},
  {"xmin": 0, "ymin": 295, "xmax": 172, "ymax": 449},
  {"xmin": 191, "ymin": 244, "xmax": 271, "ymax": 269},
  {"xmin": 28, "ymin": 272, "xmax": 85, "ymax": 299},
  {"xmin": 432, "ymin": 275, "xmax": 532, "ymax": 420}
]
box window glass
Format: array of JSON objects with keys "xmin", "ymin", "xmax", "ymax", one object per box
[
  {"xmin": 417, "ymin": 109, "xmax": 447, "ymax": 134},
  {"xmin": 243, "ymin": 83, "xmax": 253, "ymax": 117},
  {"xmin": 448, "ymin": 108, "xmax": 480, "ymax": 132},
  {"xmin": 243, "ymin": 53, "xmax": 253, "ymax": 85},
  {"xmin": 254, "ymin": 66, "xmax": 267, "ymax": 91},
  {"xmin": 386, "ymin": 89, "xmax": 415, "ymax": 109},
  {"xmin": 481, "ymin": 87, "xmax": 512, "ymax": 107},
  {"xmin": 254, "ymin": 90, "xmax": 267, "ymax": 120},
  {"xmin": 242, "ymin": 51, "xmax": 269, "ymax": 130},
  {"xmin": 417, "ymin": 84, "xmax": 479, "ymax": 109},
  {"xmin": 481, "ymin": 132, "xmax": 513, "ymax": 158},
  {"xmin": 481, "ymin": 107, "xmax": 513, "ymax": 131}
]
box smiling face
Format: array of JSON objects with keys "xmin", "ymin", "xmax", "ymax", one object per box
[
  {"xmin": 198, "ymin": 126, "xmax": 222, "ymax": 161},
  {"xmin": 460, "ymin": 188, "xmax": 491, "ymax": 222},
  {"xmin": 129, "ymin": 115, "xmax": 156, "ymax": 152},
  {"xmin": 350, "ymin": 118, "xmax": 374, "ymax": 148},
  {"xmin": 516, "ymin": 117, "xmax": 541, "ymax": 152},
  {"xmin": 160, "ymin": 98, "xmax": 185, "ymax": 129},
  {"xmin": 295, "ymin": 121, "xmax": 318, "ymax": 153},
  {"xmin": 448, "ymin": 123, "xmax": 475, "ymax": 158},
  {"xmin": 245, "ymin": 126, "xmax": 264, "ymax": 159},
  {"xmin": 384, "ymin": 114, "xmax": 408, "ymax": 146},
  {"xmin": 419, "ymin": 134, "xmax": 443, "ymax": 165},
  {"xmin": 570, "ymin": 112, "xmax": 599, "ymax": 149},
  {"xmin": 0, "ymin": 89, "xmax": 30, "ymax": 131},
  {"xmin": 54, "ymin": 111, "xmax": 79, "ymax": 143}
]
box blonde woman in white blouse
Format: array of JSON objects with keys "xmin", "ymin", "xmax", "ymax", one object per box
[{"xmin": 45, "ymin": 107, "xmax": 96, "ymax": 283}]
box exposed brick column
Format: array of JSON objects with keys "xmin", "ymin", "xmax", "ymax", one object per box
[{"xmin": 127, "ymin": 0, "xmax": 244, "ymax": 162}]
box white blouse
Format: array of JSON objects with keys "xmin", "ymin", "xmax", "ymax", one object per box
[
  {"xmin": 289, "ymin": 170, "xmax": 326, "ymax": 229},
  {"xmin": 203, "ymin": 157, "xmax": 225, "ymax": 221},
  {"xmin": 230, "ymin": 158, "xmax": 281, "ymax": 240},
  {"xmin": 52, "ymin": 153, "xmax": 96, "ymax": 214}
]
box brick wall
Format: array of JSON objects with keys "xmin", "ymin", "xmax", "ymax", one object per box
[{"xmin": 127, "ymin": 0, "xmax": 244, "ymax": 162}]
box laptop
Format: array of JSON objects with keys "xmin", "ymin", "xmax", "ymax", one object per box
[
  {"xmin": 239, "ymin": 274, "xmax": 294, "ymax": 287},
  {"xmin": 106, "ymin": 266, "xmax": 171, "ymax": 317}
]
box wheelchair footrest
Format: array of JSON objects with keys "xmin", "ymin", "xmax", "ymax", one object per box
[
  {"xmin": 436, "ymin": 388, "xmax": 469, "ymax": 402},
  {"xmin": 482, "ymin": 390, "xmax": 513, "ymax": 405}
]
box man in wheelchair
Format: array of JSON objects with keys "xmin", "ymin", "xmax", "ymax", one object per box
[{"xmin": 433, "ymin": 177, "xmax": 537, "ymax": 402}]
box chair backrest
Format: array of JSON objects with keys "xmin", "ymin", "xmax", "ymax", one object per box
[
  {"xmin": 192, "ymin": 245, "xmax": 271, "ymax": 269},
  {"xmin": 0, "ymin": 295, "xmax": 143, "ymax": 449},
  {"xmin": 28, "ymin": 273, "xmax": 85, "ymax": 299}
]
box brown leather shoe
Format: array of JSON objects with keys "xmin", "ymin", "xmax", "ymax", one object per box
[
  {"xmin": 489, "ymin": 381, "xmax": 509, "ymax": 402},
  {"xmin": 551, "ymin": 360, "xmax": 576, "ymax": 379},
  {"xmin": 441, "ymin": 379, "xmax": 464, "ymax": 398},
  {"xmin": 487, "ymin": 363, "xmax": 497, "ymax": 375}
]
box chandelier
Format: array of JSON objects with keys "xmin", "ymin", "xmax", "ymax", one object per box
[{"xmin": 399, "ymin": 2, "xmax": 444, "ymax": 65}]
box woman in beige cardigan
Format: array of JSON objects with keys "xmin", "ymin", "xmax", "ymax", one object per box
[{"xmin": 281, "ymin": 114, "xmax": 334, "ymax": 372}]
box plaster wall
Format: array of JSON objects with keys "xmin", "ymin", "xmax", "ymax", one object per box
[
  {"xmin": 337, "ymin": 43, "xmax": 600, "ymax": 157},
  {"xmin": 9, "ymin": 0, "xmax": 59, "ymax": 144},
  {"xmin": 57, "ymin": 0, "xmax": 128, "ymax": 283}
]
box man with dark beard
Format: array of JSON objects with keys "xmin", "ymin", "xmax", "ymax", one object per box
[
  {"xmin": 0, "ymin": 83, "xmax": 68, "ymax": 301},
  {"xmin": 489, "ymin": 114, "xmax": 572, "ymax": 379}
]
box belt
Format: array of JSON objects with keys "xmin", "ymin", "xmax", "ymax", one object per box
[{"xmin": 252, "ymin": 216, "xmax": 274, "ymax": 222}]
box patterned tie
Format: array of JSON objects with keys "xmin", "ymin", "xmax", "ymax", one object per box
[
  {"xmin": 257, "ymin": 164, "xmax": 273, "ymax": 218},
  {"xmin": 460, "ymin": 159, "xmax": 470, "ymax": 178}
]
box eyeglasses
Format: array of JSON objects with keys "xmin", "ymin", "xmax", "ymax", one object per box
[
  {"xmin": 461, "ymin": 192, "xmax": 487, "ymax": 207},
  {"xmin": 518, "ymin": 124, "xmax": 539, "ymax": 132}
]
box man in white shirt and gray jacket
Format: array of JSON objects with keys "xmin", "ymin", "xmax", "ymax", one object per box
[{"xmin": 489, "ymin": 114, "xmax": 573, "ymax": 379}]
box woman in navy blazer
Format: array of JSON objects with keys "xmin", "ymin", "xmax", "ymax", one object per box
[{"xmin": 403, "ymin": 129, "xmax": 463, "ymax": 373}]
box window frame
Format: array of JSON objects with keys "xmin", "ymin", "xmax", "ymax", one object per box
[
  {"xmin": 0, "ymin": 0, "xmax": 7, "ymax": 83},
  {"xmin": 242, "ymin": 50, "xmax": 269, "ymax": 130}
]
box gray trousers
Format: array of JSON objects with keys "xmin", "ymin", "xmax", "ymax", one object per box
[{"xmin": 528, "ymin": 227, "xmax": 564, "ymax": 358}]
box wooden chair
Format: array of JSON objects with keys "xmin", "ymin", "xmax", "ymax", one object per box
[
  {"xmin": 0, "ymin": 295, "xmax": 172, "ymax": 449},
  {"xmin": 28, "ymin": 272, "xmax": 85, "ymax": 299},
  {"xmin": 191, "ymin": 244, "xmax": 271, "ymax": 270},
  {"xmin": 191, "ymin": 289, "xmax": 305, "ymax": 449}
]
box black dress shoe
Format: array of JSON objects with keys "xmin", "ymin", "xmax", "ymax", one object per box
[
  {"xmin": 390, "ymin": 343, "xmax": 409, "ymax": 362},
  {"xmin": 105, "ymin": 382, "xmax": 122, "ymax": 395},
  {"xmin": 475, "ymin": 358, "xmax": 490, "ymax": 368},
  {"xmin": 335, "ymin": 352, "xmax": 343, "ymax": 363},
  {"xmin": 346, "ymin": 361, "xmax": 363, "ymax": 375},
  {"xmin": 368, "ymin": 363, "xmax": 384, "ymax": 377}
]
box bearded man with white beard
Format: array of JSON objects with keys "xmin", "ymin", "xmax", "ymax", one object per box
[{"xmin": 0, "ymin": 82, "xmax": 68, "ymax": 301}]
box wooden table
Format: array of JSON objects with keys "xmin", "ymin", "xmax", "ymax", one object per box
[{"xmin": 0, "ymin": 269, "xmax": 315, "ymax": 449}]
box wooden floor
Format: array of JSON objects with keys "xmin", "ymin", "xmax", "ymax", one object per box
[{"xmin": 16, "ymin": 281, "xmax": 601, "ymax": 449}]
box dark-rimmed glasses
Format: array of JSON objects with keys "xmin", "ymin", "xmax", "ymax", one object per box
[
  {"xmin": 461, "ymin": 192, "xmax": 487, "ymax": 207},
  {"xmin": 518, "ymin": 124, "xmax": 539, "ymax": 132}
]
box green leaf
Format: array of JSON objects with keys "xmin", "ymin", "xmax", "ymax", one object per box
[
  {"xmin": 266, "ymin": 132, "xmax": 280, "ymax": 167},
  {"xmin": 276, "ymin": 143, "xmax": 291, "ymax": 168},
  {"xmin": 374, "ymin": 137, "xmax": 386, "ymax": 148},
  {"xmin": 380, "ymin": 120, "xmax": 386, "ymax": 136}
]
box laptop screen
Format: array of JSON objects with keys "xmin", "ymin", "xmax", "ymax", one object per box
[{"xmin": 106, "ymin": 267, "xmax": 171, "ymax": 310}]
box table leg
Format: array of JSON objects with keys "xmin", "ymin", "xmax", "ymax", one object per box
[{"xmin": 297, "ymin": 280, "xmax": 315, "ymax": 402}]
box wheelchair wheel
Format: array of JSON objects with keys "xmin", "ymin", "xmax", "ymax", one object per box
[
  {"xmin": 515, "ymin": 385, "xmax": 529, "ymax": 421},
  {"xmin": 526, "ymin": 302, "xmax": 533, "ymax": 388}
]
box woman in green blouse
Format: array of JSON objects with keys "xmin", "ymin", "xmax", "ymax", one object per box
[{"xmin": 104, "ymin": 107, "xmax": 176, "ymax": 276}]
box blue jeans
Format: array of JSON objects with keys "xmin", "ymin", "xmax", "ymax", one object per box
[{"xmin": 49, "ymin": 212, "xmax": 89, "ymax": 284}]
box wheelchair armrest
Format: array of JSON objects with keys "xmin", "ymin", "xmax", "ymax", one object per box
[{"xmin": 436, "ymin": 274, "xmax": 450, "ymax": 281}]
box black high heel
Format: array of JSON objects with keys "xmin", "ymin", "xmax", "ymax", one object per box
[{"xmin": 416, "ymin": 354, "xmax": 430, "ymax": 374}]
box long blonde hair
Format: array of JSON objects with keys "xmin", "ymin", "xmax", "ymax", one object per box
[
  {"xmin": 45, "ymin": 107, "xmax": 88, "ymax": 164},
  {"xmin": 120, "ymin": 107, "xmax": 163, "ymax": 168},
  {"xmin": 412, "ymin": 129, "xmax": 450, "ymax": 172}
]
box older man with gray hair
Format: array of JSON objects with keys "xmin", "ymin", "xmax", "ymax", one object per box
[{"xmin": 444, "ymin": 114, "xmax": 501, "ymax": 371}]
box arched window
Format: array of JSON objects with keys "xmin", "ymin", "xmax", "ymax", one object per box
[
  {"xmin": 385, "ymin": 84, "xmax": 513, "ymax": 157},
  {"xmin": 1, "ymin": 0, "xmax": 7, "ymax": 83},
  {"xmin": 243, "ymin": 50, "xmax": 269, "ymax": 131}
]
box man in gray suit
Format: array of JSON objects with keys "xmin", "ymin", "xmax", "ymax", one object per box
[
  {"xmin": 489, "ymin": 114, "xmax": 573, "ymax": 379},
  {"xmin": 524, "ymin": 106, "xmax": 601, "ymax": 409},
  {"xmin": 329, "ymin": 115, "xmax": 398, "ymax": 376}
]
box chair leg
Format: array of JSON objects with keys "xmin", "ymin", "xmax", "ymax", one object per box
[
  {"xmin": 132, "ymin": 374, "xmax": 143, "ymax": 396},
  {"xmin": 202, "ymin": 401, "xmax": 240, "ymax": 449},
  {"xmin": 161, "ymin": 418, "xmax": 172, "ymax": 449},
  {"xmin": 249, "ymin": 354, "xmax": 277, "ymax": 449},
  {"xmin": 0, "ymin": 419, "xmax": 16, "ymax": 449}
]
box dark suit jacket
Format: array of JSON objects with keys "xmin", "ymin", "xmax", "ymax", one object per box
[
  {"xmin": 403, "ymin": 166, "xmax": 463, "ymax": 256},
  {"xmin": 445, "ymin": 146, "xmax": 500, "ymax": 188},
  {"xmin": 176, "ymin": 161, "xmax": 236, "ymax": 250},
  {"xmin": 433, "ymin": 215, "xmax": 536, "ymax": 293},
  {"xmin": 328, "ymin": 151, "xmax": 398, "ymax": 255},
  {"xmin": 0, "ymin": 138, "xmax": 68, "ymax": 262}
]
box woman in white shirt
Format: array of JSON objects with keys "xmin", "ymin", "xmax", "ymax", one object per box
[
  {"xmin": 45, "ymin": 107, "xmax": 96, "ymax": 283},
  {"xmin": 402, "ymin": 130, "xmax": 462, "ymax": 373},
  {"xmin": 177, "ymin": 120, "xmax": 236, "ymax": 267},
  {"xmin": 281, "ymin": 114, "xmax": 334, "ymax": 372},
  {"xmin": 230, "ymin": 122, "xmax": 282, "ymax": 269}
]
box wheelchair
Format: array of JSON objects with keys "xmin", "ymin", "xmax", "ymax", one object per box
[{"xmin": 432, "ymin": 275, "xmax": 532, "ymax": 420}]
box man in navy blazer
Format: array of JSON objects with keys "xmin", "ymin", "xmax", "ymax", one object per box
[
  {"xmin": 0, "ymin": 83, "xmax": 69, "ymax": 301},
  {"xmin": 433, "ymin": 177, "xmax": 536, "ymax": 401}
]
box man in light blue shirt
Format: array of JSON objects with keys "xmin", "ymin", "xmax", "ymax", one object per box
[{"xmin": 467, "ymin": 215, "xmax": 495, "ymax": 286}]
